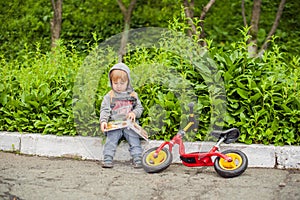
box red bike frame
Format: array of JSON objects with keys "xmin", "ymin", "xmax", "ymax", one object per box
[{"xmin": 152, "ymin": 122, "xmax": 233, "ymax": 167}]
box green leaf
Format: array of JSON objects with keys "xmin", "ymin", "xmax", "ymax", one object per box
[
  {"xmin": 0, "ymin": 83, "xmax": 4, "ymax": 92},
  {"xmin": 236, "ymin": 88, "xmax": 248, "ymax": 99},
  {"xmin": 250, "ymin": 93, "xmax": 262, "ymax": 102},
  {"xmin": 28, "ymin": 101, "xmax": 39, "ymax": 109},
  {"xmin": 0, "ymin": 92, "xmax": 7, "ymax": 105},
  {"xmin": 224, "ymin": 71, "xmax": 233, "ymax": 82},
  {"xmin": 248, "ymin": 78, "xmax": 258, "ymax": 90},
  {"xmin": 281, "ymin": 104, "xmax": 292, "ymax": 113},
  {"xmin": 236, "ymin": 80, "xmax": 247, "ymax": 89},
  {"xmin": 59, "ymin": 107, "xmax": 69, "ymax": 115}
]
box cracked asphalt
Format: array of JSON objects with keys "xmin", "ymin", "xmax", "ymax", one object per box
[{"xmin": 1, "ymin": 151, "xmax": 300, "ymax": 200}]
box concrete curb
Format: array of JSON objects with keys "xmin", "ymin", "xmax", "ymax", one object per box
[{"xmin": 1, "ymin": 131, "xmax": 299, "ymax": 169}]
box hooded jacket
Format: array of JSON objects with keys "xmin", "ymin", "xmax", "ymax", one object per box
[{"xmin": 99, "ymin": 63, "xmax": 144, "ymax": 124}]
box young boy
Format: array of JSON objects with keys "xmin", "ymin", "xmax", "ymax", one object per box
[{"xmin": 100, "ymin": 63, "xmax": 144, "ymax": 168}]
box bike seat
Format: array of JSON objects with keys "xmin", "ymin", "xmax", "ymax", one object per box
[{"xmin": 210, "ymin": 128, "xmax": 240, "ymax": 144}]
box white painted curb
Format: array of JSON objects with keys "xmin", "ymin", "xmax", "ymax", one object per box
[{"xmin": 1, "ymin": 132, "xmax": 299, "ymax": 169}]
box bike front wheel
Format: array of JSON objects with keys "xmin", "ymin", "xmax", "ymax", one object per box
[
  {"xmin": 142, "ymin": 147, "xmax": 172, "ymax": 173},
  {"xmin": 214, "ymin": 149, "xmax": 248, "ymax": 178}
]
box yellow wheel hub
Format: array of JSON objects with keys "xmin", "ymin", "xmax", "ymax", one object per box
[
  {"xmin": 146, "ymin": 151, "xmax": 167, "ymax": 166},
  {"xmin": 219, "ymin": 153, "xmax": 242, "ymax": 170}
]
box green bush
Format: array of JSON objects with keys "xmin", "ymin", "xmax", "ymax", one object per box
[
  {"xmin": 0, "ymin": 20, "xmax": 299, "ymax": 146},
  {"xmin": 211, "ymin": 31, "xmax": 300, "ymax": 145},
  {"xmin": 0, "ymin": 41, "xmax": 81, "ymax": 135}
]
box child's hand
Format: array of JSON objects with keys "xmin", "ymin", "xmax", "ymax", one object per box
[
  {"xmin": 101, "ymin": 122, "xmax": 107, "ymax": 132},
  {"xmin": 127, "ymin": 112, "xmax": 136, "ymax": 122}
]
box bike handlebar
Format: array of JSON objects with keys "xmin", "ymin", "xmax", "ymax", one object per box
[
  {"xmin": 180, "ymin": 102, "xmax": 198, "ymax": 134},
  {"xmin": 188, "ymin": 102, "xmax": 194, "ymax": 114}
]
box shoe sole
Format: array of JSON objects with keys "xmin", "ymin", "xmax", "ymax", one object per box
[{"xmin": 102, "ymin": 162, "xmax": 113, "ymax": 168}]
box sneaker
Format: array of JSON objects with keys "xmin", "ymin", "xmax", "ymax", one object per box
[
  {"xmin": 102, "ymin": 161, "xmax": 113, "ymax": 168},
  {"xmin": 133, "ymin": 157, "xmax": 142, "ymax": 169},
  {"xmin": 102, "ymin": 156, "xmax": 113, "ymax": 168}
]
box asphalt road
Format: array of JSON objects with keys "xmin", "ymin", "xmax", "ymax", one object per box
[{"xmin": 1, "ymin": 151, "xmax": 300, "ymax": 200}]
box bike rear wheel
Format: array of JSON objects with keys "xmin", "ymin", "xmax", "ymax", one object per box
[
  {"xmin": 142, "ymin": 147, "xmax": 172, "ymax": 173},
  {"xmin": 214, "ymin": 149, "xmax": 248, "ymax": 178}
]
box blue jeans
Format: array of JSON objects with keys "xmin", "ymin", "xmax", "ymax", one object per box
[{"xmin": 103, "ymin": 128, "xmax": 142, "ymax": 161}]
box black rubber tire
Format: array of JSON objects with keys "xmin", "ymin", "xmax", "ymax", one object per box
[
  {"xmin": 142, "ymin": 147, "xmax": 173, "ymax": 173},
  {"xmin": 214, "ymin": 149, "xmax": 248, "ymax": 178}
]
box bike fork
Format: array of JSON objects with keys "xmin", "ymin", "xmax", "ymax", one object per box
[{"xmin": 211, "ymin": 137, "xmax": 233, "ymax": 162}]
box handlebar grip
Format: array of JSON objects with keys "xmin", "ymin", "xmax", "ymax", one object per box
[{"xmin": 188, "ymin": 102, "xmax": 194, "ymax": 114}]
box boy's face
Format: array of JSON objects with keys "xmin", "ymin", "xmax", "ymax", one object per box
[{"xmin": 112, "ymin": 79, "xmax": 128, "ymax": 93}]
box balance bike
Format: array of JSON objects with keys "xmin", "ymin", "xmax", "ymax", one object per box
[{"xmin": 142, "ymin": 103, "xmax": 248, "ymax": 178}]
